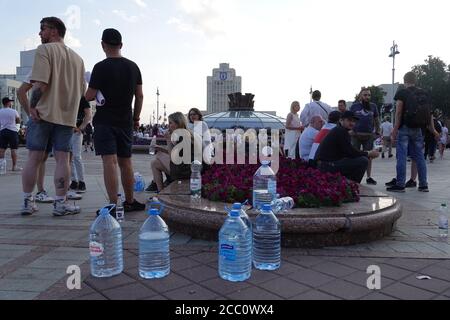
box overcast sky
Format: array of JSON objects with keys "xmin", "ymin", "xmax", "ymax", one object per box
[{"xmin": 1, "ymin": 0, "xmax": 449, "ymax": 123}]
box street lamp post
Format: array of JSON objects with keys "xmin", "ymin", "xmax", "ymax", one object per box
[
  {"xmin": 156, "ymin": 88, "xmax": 160, "ymax": 125},
  {"xmin": 389, "ymin": 41, "xmax": 400, "ymax": 122}
]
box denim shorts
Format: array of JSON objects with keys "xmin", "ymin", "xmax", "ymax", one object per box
[
  {"xmin": 26, "ymin": 120, "xmax": 73, "ymax": 152},
  {"xmin": 352, "ymin": 134, "xmax": 374, "ymax": 152}
]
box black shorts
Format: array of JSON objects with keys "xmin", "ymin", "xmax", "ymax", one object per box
[
  {"xmin": 0, "ymin": 129, "xmax": 19, "ymax": 150},
  {"xmin": 93, "ymin": 125, "xmax": 132, "ymax": 158}
]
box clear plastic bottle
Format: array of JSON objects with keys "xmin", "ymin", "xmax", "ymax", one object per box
[
  {"xmin": 219, "ymin": 209, "xmax": 252, "ymax": 282},
  {"xmin": 252, "ymin": 161, "xmax": 277, "ymax": 210},
  {"xmin": 190, "ymin": 160, "xmax": 202, "ymax": 199},
  {"xmin": 90, "ymin": 207, "xmax": 123, "ymax": 278},
  {"xmin": 116, "ymin": 194, "xmax": 125, "ymax": 223},
  {"xmin": 253, "ymin": 204, "xmax": 281, "ymax": 271},
  {"xmin": 134, "ymin": 173, "xmax": 145, "ymax": 192},
  {"xmin": 232, "ymin": 203, "xmax": 252, "ymax": 232},
  {"xmin": 149, "ymin": 136, "xmax": 157, "ymax": 156},
  {"xmin": 0, "ymin": 158, "xmax": 6, "ymax": 175},
  {"xmin": 139, "ymin": 208, "xmax": 170, "ymax": 279},
  {"xmin": 272, "ymin": 196, "xmax": 295, "ymax": 214},
  {"xmin": 438, "ymin": 203, "xmax": 448, "ymax": 238}
]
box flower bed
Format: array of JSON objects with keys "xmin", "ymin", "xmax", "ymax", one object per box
[{"xmin": 202, "ymin": 157, "xmax": 360, "ymax": 208}]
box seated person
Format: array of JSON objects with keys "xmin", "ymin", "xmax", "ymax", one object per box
[
  {"xmin": 316, "ymin": 111, "xmax": 379, "ymax": 183},
  {"xmin": 299, "ymin": 115, "xmax": 324, "ymax": 160},
  {"xmin": 148, "ymin": 112, "xmax": 202, "ymax": 193},
  {"xmin": 308, "ymin": 111, "xmax": 342, "ymax": 166}
]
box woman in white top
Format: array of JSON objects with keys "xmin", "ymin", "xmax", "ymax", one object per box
[
  {"xmin": 284, "ymin": 101, "xmax": 303, "ymax": 159},
  {"xmin": 439, "ymin": 124, "xmax": 448, "ymax": 160},
  {"xmin": 187, "ymin": 108, "xmax": 213, "ymax": 163}
]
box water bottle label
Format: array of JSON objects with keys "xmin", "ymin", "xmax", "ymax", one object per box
[
  {"xmin": 220, "ymin": 243, "xmax": 236, "ymax": 261},
  {"xmin": 439, "ymin": 216, "xmax": 448, "ymax": 229},
  {"xmin": 89, "ymin": 241, "xmax": 104, "ymax": 257},
  {"xmin": 190, "ymin": 179, "xmax": 202, "ymax": 192}
]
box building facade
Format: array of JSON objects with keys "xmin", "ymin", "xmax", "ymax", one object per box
[
  {"xmin": 0, "ymin": 79, "xmax": 25, "ymax": 118},
  {"xmin": 207, "ymin": 63, "xmax": 242, "ymax": 113},
  {"xmin": 16, "ymin": 49, "xmax": 36, "ymax": 82}
]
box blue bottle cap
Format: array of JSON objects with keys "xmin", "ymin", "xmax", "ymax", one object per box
[
  {"xmin": 99, "ymin": 208, "xmax": 110, "ymax": 216},
  {"xmin": 230, "ymin": 210, "xmax": 240, "ymax": 217},
  {"xmin": 232, "ymin": 203, "xmax": 242, "ymax": 210},
  {"xmin": 262, "ymin": 204, "xmax": 272, "ymax": 211},
  {"xmin": 149, "ymin": 208, "xmax": 160, "ymax": 216}
]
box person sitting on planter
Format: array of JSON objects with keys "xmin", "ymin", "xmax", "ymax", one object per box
[
  {"xmin": 316, "ymin": 111, "xmax": 380, "ymax": 183},
  {"xmin": 148, "ymin": 112, "xmax": 202, "ymax": 193}
]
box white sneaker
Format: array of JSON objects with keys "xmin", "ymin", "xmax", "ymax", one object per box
[
  {"xmin": 53, "ymin": 200, "xmax": 81, "ymax": 216},
  {"xmin": 21, "ymin": 197, "xmax": 39, "ymax": 216},
  {"xmin": 35, "ymin": 191, "xmax": 55, "ymax": 203},
  {"xmin": 67, "ymin": 191, "xmax": 82, "ymax": 201}
]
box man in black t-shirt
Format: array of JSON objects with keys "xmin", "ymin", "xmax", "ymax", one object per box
[
  {"xmin": 316, "ymin": 111, "xmax": 379, "ymax": 183},
  {"xmin": 86, "ymin": 28, "xmax": 145, "ymax": 214},
  {"xmin": 388, "ymin": 72, "xmax": 439, "ymax": 193}
]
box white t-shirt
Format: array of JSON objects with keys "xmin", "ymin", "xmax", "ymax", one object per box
[
  {"xmin": 0, "ymin": 108, "xmax": 20, "ymax": 132},
  {"xmin": 441, "ymin": 127, "xmax": 448, "ymax": 144},
  {"xmin": 299, "ymin": 126, "xmax": 319, "ymax": 160},
  {"xmin": 300, "ymin": 101, "xmax": 331, "ymax": 127},
  {"xmin": 381, "ymin": 121, "xmax": 393, "ymax": 137}
]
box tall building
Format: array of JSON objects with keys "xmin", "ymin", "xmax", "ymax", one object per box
[
  {"xmin": 16, "ymin": 49, "xmax": 36, "ymax": 82},
  {"xmin": 207, "ymin": 63, "xmax": 242, "ymax": 113}
]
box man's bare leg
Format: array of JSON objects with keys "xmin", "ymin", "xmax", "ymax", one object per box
[{"xmin": 102, "ymin": 155, "xmax": 119, "ymax": 204}]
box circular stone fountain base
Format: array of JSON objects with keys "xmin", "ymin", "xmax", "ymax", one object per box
[{"xmin": 158, "ymin": 181, "xmax": 402, "ymax": 248}]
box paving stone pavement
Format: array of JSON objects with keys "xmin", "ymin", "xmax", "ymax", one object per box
[{"xmin": 0, "ymin": 148, "xmax": 449, "ymax": 300}]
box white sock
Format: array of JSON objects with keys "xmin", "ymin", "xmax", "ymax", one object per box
[{"xmin": 23, "ymin": 193, "xmax": 32, "ymax": 199}]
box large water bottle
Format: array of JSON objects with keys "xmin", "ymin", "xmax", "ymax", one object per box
[
  {"xmin": 190, "ymin": 160, "xmax": 202, "ymax": 199},
  {"xmin": 0, "ymin": 158, "xmax": 6, "ymax": 175},
  {"xmin": 252, "ymin": 161, "xmax": 277, "ymax": 210},
  {"xmin": 139, "ymin": 208, "xmax": 170, "ymax": 279},
  {"xmin": 219, "ymin": 209, "xmax": 252, "ymax": 282},
  {"xmin": 253, "ymin": 204, "xmax": 281, "ymax": 271},
  {"xmin": 232, "ymin": 203, "xmax": 252, "ymax": 231},
  {"xmin": 90, "ymin": 206, "xmax": 124, "ymax": 278},
  {"xmin": 438, "ymin": 203, "xmax": 448, "ymax": 238}
]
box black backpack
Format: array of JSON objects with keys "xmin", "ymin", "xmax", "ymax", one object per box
[{"xmin": 403, "ymin": 87, "xmax": 431, "ymax": 128}]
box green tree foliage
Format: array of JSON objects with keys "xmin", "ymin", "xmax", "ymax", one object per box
[{"xmin": 412, "ymin": 56, "xmax": 450, "ymax": 117}]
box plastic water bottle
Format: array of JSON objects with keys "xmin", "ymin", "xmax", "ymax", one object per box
[
  {"xmin": 253, "ymin": 161, "xmax": 277, "ymax": 210},
  {"xmin": 232, "ymin": 203, "xmax": 252, "ymax": 231},
  {"xmin": 0, "ymin": 158, "xmax": 6, "ymax": 175},
  {"xmin": 116, "ymin": 194, "xmax": 125, "ymax": 223},
  {"xmin": 438, "ymin": 203, "xmax": 448, "ymax": 238},
  {"xmin": 219, "ymin": 209, "xmax": 252, "ymax": 282},
  {"xmin": 272, "ymin": 196, "xmax": 295, "ymax": 214},
  {"xmin": 253, "ymin": 204, "xmax": 281, "ymax": 271},
  {"xmin": 90, "ymin": 206, "xmax": 124, "ymax": 278},
  {"xmin": 134, "ymin": 173, "xmax": 145, "ymax": 192},
  {"xmin": 139, "ymin": 208, "xmax": 170, "ymax": 279},
  {"xmin": 190, "ymin": 160, "xmax": 202, "ymax": 199},
  {"xmin": 149, "ymin": 136, "xmax": 157, "ymax": 156}
]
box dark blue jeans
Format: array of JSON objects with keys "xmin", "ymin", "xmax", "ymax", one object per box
[{"xmin": 396, "ymin": 126, "xmax": 427, "ymax": 188}]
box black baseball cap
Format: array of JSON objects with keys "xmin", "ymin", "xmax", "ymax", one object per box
[
  {"xmin": 341, "ymin": 111, "xmax": 359, "ymax": 121},
  {"xmin": 102, "ymin": 28, "xmax": 122, "ymax": 46},
  {"xmin": 328, "ymin": 111, "xmax": 341, "ymax": 123},
  {"xmin": 2, "ymin": 97, "xmax": 14, "ymax": 105}
]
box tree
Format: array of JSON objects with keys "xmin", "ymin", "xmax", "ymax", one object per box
[{"xmin": 412, "ymin": 56, "xmax": 450, "ymax": 118}]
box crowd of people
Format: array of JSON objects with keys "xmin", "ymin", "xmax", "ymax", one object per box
[
  {"xmin": 0, "ymin": 16, "xmax": 449, "ymax": 219},
  {"xmin": 283, "ymin": 77, "xmax": 448, "ymax": 193}
]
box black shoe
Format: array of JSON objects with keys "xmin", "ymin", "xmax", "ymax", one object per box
[
  {"xmin": 382, "ymin": 153, "xmax": 385, "ymax": 159},
  {"xmin": 405, "ymin": 179, "xmax": 417, "ymax": 188},
  {"xmin": 366, "ymin": 178, "xmax": 377, "ymax": 185},
  {"xmin": 69, "ymin": 181, "xmax": 79, "ymax": 191},
  {"xmin": 124, "ymin": 200, "xmax": 146, "ymax": 212},
  {"xmin": 385, "ymin": 178, "xmax": 397, "ymax": 187},
  {"xmin": 418, "ymin": 186, "xmax": 429, "ymax": 192},
  {"xmin": 386, "ymin": 185, "xmax": 406, "ymax": 193},
  {"xmin": 389, "ymin": 154, "xmax": 394, "ymax": 158},
  {"xmin": 77, "ymin": 181, "xmax": 86, "ymax": 193},
  {"xmin": 145, "ymin": 182, "xmax": 158, "ymax": 193}
]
